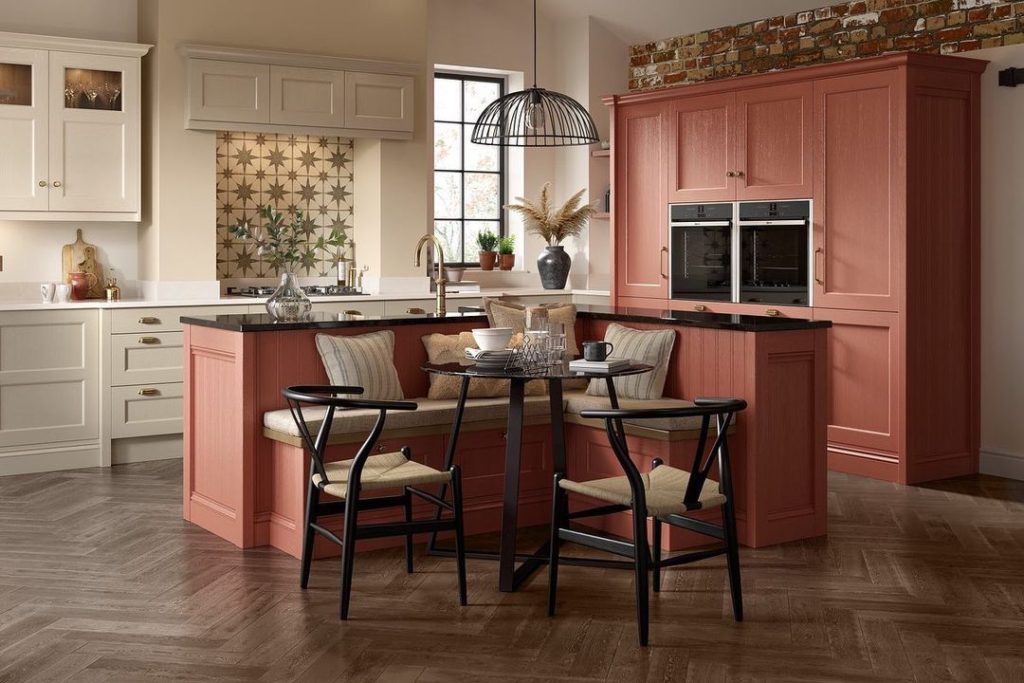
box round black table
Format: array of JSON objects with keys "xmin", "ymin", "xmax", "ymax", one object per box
[{"xmin": 422, "ymin": 359, "xmax": 654, "ymax": 592}]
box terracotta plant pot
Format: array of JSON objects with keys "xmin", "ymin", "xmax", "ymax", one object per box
[
  {"xmin": 499, "ymin": 254, "xmax": 515, "ymax": 271},
  {"xmin": 479, "ymin": 251, "xmax": 498, "ymax": 270}
]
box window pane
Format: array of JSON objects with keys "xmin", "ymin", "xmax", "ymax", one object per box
[
  {"xmin": 434, "ymin": 123, "xmax": 461, "ymax": 170},
  {"xmin": 464, "ymin": 80, "xmax": 500, "ymax": 122},
  {"xmin": 464, "ymin": 221, "xmax": 499, "ymax": 261},
  {"xmin": 464, "ymin": 173, "xmax": 499, "ymax": 219},
  {"xmin": 434, "ymin": 77, "xmax": 461, "ymax": 121},
  {"xmin": 464, "ymin": 124, "xmax": 498, "ymax": 171},
  {"xmin": 434, "ymin": 220, "xmax": 463, "ymax": 263},
  {"xmin": 434, "ymin": 171, "xmax": 462, "ymax": 219}
]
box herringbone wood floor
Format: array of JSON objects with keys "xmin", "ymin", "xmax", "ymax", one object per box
[{"xmin": 0, "ymin": 461, "xmax": 1022, "ymax": 682}]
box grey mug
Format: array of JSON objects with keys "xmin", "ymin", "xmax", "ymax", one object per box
[{"xmin": 582, "ymin": 341, "xmax": 614, "ymax": 362}]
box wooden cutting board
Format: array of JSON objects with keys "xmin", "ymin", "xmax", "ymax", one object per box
[{"xmin": 61, "ymin": 229, "xmax": 106, "ymax": 298}]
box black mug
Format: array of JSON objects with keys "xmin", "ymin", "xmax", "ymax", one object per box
[{"xmin": 582, "ymin": 341, "xmax": 614, "ymax": 362}]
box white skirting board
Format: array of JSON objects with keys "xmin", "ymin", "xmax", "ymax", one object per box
[
  {"xmin": 0, "ymin": 442, "xmax": 102, "ymax": 477},
  {"xmin": 980, "ymin": 448, "xmax": 1024, "ymax": 481}
]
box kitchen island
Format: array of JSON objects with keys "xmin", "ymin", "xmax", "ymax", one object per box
[{"xmin": 181, "ymin": 305, "xmax": 830, "ymax": 556}]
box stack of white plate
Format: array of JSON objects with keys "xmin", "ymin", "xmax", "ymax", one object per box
[{"xmin": 465, "ymin": 347, "xmax": 513, "ymax": 368}]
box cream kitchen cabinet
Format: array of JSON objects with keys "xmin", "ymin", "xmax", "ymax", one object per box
[
  {"xmin": 181, "ymin": 44, "xmax": 416, "ymax": 139},
  {"xmin": 0, "ymin": 32, "xmax": 150, "ymax": 220},
  {"xmin": 0, "ymin": 309, "xmax": 101, "ymax": 474}
]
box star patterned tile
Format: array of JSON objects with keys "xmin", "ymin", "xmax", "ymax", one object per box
[{"xmin": 216, "ymin": 131, "xmax": 354, "ymax": 278}]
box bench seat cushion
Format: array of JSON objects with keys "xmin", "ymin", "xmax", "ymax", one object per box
[
  {"xmin": 264, "ymin": 395, "xmax": 553, "ymax": 438},
  {"xmin": 563, "ymin": 391, "xmax": 705, "ymax": 432}
]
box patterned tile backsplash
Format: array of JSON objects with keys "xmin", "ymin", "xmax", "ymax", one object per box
[{"xmin": 216, "ymin": 131, "xmax": 354, "ymax": 279}]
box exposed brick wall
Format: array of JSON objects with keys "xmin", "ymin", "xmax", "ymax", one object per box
[{"xmin": 629, "ymin": 0, "xmax": 1021, "ymax": 91}]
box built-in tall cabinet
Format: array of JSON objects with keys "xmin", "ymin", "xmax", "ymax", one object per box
[
  {"xmin": 607, "ymin": 53, "xmax": 984, "ymax": 485},
  {"xmin": 0, "ymin": 32, "xmax": 150, "ymax": 220}
]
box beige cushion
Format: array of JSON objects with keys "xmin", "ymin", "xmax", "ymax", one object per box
[
  {"xmin": 563, "ymin": 391, "xmax": 705, "ymax": 432},
  {"xmin": 315, "ymin": 330, "xmax": 404, "ymax": 400},
  {"xmin": 265, "ymin": 395, "xmax": 553, "ymax": 437},
  {"xmin": 421, "ymin": 331, "xmax": 544, "ymax": 400},
  {"xmin": 482, "ymin": 298, "xmax": 579, "ymax": 354},
  {"xmin": 312, "ymin": 451, "xmax": 451, "ymax": 498},
  {"xmin": 586, "ymin": 323, "xmax": 675, "ymax": 400},
  {"xmin": 559, "ymin": 465, "xmax": 726, "ymax": 516}
]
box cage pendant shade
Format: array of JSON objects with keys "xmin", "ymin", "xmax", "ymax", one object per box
[{"xmin": 471, "ymin": 86, "xmax": 600, "ymax": 146}]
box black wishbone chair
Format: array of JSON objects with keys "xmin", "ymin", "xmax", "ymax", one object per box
[
  {"xmin": 282, "ymin": 385, "xmax": 467, "ymax": 619},
  {"xmin": 548, "ymin": 398, "xmax": 747, "ymax": 646}
]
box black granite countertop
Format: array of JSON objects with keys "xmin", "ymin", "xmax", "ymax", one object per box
[{"xmin": 181, "ymin": 304, "xmax": 830, "ymax": 333}]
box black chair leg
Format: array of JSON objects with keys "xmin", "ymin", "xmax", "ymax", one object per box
[
  {"xmin": 403, "ymin": 488, "xmax": 414, "ymax": 574},
  {"xmin": 339, "ymin": 497, "xmax": 359, "ymax": 620},
  {"xmin": 632, "ymin": 507, "xmax": 650, "ymax": 646},
  {"xmin": 722, "ymin": 501, "xmax": 743, "ymax": 622},
  {"xmin": 451, "ymin": 467, "xmax": 468, "ymax": 607},
  {"xmin": 651, "ymin": 516, "xmax": 662, "ymax": 593},
  {"xmin": 548, "ymin": 474, "xmax": 563, "ymax": 617},
  {"xmin": 300, "ymin": 479, "xmax": 319, "ymax": 589}
]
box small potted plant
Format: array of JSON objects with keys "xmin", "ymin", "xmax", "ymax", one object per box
[
  {"xmin": 477, "ymin": 230, "xmax": 499, "ymax": 270},
  {"xmin": 498, "ymin": 234, "xmax": 516, "ymax": 270}
]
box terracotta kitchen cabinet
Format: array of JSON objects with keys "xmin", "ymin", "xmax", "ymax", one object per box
[
  {"xmin": 612, "ymin": 99, "xmax": 668, "ymax": 301},
  {"xmin": 736, "ymin": 82, "xmax": 813, "ymax": 201},
  {"xmin": 666, "ymin": 91, "xmax": 735, "ymax": 203}
]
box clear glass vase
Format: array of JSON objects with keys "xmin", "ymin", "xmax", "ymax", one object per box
[{"xmin": 265, "ymin": 272, "xmax": 312, "ymax": 321}]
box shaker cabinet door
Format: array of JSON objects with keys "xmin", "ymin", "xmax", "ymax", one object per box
[
  {"xmin": 270, "ymin": 66, "xmax": 346, "ymax": 128},
  {"xmin": 736, "ymin": 82, "xmax": 813, "ymax": 201},
  {"xmin": 0, "ymin": 47, "xmax": 49, "ymax": 211},
  {"xmin": 813, "ymin": 70, "xmax": 903, "ymax": 311},
  {"xmin": 48, "ymin": 51, "xmax": 140, "ymax": 213},
  {"xmin": 614, "ymin": 101, "xmax": 668, "ymax": 300},
  {"xmin": 666, "ymin": 92, "xmax": 735, "ymax": 203},
  {"xmin": 187, "ymin": 59, "xmax": 270, "ymax": 125},
  {"xmin": 344, "ymin": 72, "xmax": 414, "ymax": 133}
]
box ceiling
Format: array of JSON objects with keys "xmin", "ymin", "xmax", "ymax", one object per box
[{"xmin": 541, "ymin": 0, "xmax": 829, "ymax": 45}]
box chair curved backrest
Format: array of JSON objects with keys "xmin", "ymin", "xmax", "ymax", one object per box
[
  {"xmin": 579, "ymin": 398, "xmax": 747, "ymax": 513},
  {"xmin": 282, "ymin": 385, "xmax": 418, "ymax": 499}
]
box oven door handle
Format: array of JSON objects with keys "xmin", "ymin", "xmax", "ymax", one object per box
[
  {"xmin": 738, "ymin": 219, "xmax": 808, "ymax": 226},
  {"xmin": 670, "ymin": 220, "xmax": 732, "ymax": 227}
]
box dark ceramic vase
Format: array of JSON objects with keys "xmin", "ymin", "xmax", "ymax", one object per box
[{"xmin": 537, "ymin": 245, "xmax": 571, "ymax": 289}]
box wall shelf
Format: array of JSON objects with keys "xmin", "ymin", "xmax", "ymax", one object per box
[{"xmin": 591, "ymin": 149, "xmax": 610, "ymax": 158}]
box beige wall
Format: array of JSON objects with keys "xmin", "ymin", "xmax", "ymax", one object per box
[
  {"xmin": 138, "ymin": 0, "xmax": 428, "ymax": 286},
  {"xmin": 973, "ymin": 43, "xmax": 1024, "ymax": 475}
]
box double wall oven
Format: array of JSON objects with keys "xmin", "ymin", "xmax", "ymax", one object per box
[{"xmin": 670, "ymin": 200, "xmax": 811, "ymax": 306}]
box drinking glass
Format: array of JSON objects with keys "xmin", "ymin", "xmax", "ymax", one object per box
[{"xmin": 546, "ymin": 321, "xmax": 567, "ymax": 364}]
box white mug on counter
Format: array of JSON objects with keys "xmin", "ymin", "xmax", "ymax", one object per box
[
  {"xmin": 40, "ymin": 282, "xmax": 55, "ymax": 303},
  {"xmin": 54, "ymin": 283, "xmax": 71, "ymax": 303}
]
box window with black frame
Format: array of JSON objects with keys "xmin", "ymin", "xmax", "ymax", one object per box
[{"xmin": 433, "ymin": 72, "xmax": 505, "ymax": 266}]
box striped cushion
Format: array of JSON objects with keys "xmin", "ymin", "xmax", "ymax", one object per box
[
  {"xmin": 586, "ymin": 323, "xmax": 676, "ymax": 400},
  {"xmin": 314, "ymin": 331, "xmax": 405, "ymax": 400}
]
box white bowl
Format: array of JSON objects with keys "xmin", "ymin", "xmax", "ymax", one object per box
[{"xmin": 472, "ymin": 327, "xmax": 513, "ymax": 351}]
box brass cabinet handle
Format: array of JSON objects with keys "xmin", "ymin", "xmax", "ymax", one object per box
[
  {"xmin": 694, "ymin": 304, "xmax": 708, "ymax": 312},
  {"xmin": 138, "ymin": 336, "xmax": 160, "ymax": 344},
  {"xmin": 814, "ymin": 248, "xmax": 825, "ymax": 286},
  {"xmin": 344, "ymin": 309, "xmax": 363, "ymax": 316},
  {"xmin": 660, "ymin": 246, "xmax": 669, "ymax": 279},
  {"xmin": 38, "ymin": 180, "xmax": 47, "ymax": 187},
  {"xmin": 735, "ymin": 170, "xmax": 745, "ymax": 178},
  {"xmin": 726, "ymin": 171, "xmax": 736, "ymax": 178},
  {"xmin": 138, "ymin": 388, "xmax": 160, "ymax": 397},
  {"xmin": 138, "ymin": 316, "xmax": 161, "ymax": 324},
  {"xmin": 406, "ymin": 307, "xmax": 426, "ymax": 314},
  {"xmin": 765, "ymin": 308, "xmax": 780, "ymax": 317},
  {"xmin": 52, "ymin": 180, "xmax": 62, "ymax": 188}
]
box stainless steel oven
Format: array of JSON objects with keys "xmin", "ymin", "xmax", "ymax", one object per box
[
  {"xmin": 738, "ymin": 201, "xmax": 810, "ymax": 305},
  {"xmin": 669, "ymin": 203, "xmax": 733, "ymax": 302}
]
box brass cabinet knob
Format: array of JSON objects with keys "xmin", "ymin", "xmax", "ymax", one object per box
[
  {"xmin": 52, "ymin": 180, "xmax": 62, "ymax": 188},
  {"xmin": 765, "ymin": 308, "xmax": 780, "ymax": 317},
  {"xmin": 138, "ymin": 316, "xmax": 161, "ymax": 324},
  {"xmin": 726, "ymin": 171, "xmax": 736, "ymax": 178},
  {"xmin": 138, "ymin": 388, "xmax": 160, "ymax": 397},
  {"xmin": 38, "ymin": 180, "xmax": 47, "ymax": 187},
  {"xmin": 694, "ymin": 304, "xmax": 708, "ymax": 312},
  {"xmin": 138, "ymin": 336, "xmax": 160, "ymax": 344},
  {"xmin": 735, "ymin": 171, "xmax": 745, "ymax": 178}
]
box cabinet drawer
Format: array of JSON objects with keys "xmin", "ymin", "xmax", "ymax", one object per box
[
  {"xmin": 111, "ymin": 332, "xmax": 183, "ymax": 386},
  {"xmin": 110, "ymin": 383, "xmax": 183, "ymax": 439},
  {"xmin": 111, "ymin": 306, "xmax": 242, "ymax": 334},
  {"xmin": 669, "ymin": 299, "xmax": 812, "ymax": 319}
]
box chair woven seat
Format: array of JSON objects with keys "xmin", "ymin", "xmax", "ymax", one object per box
[
  {"xmin": 558, "ymin": 465, "xmax": 726, "ymax": 517},
  {"xmin": 313, "ymin": 451, "xmax": 452, "ymax": 498}
]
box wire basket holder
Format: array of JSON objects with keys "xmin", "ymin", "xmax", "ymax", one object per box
[{"xmin": 504, "ymin": 336, "xmax": 551, "ymax": 373}]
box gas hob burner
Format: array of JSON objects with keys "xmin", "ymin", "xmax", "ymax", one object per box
[
  {"xmin": 302, "ymin": 285, "xmax": 339, "ymax": 296},
  {"xmin": 229, "ymin": 284, "xmax": 370, "ymax": 298},
  {"xmin": 237, "ymin": 286, "xmax": 277, "ymax": 297}
]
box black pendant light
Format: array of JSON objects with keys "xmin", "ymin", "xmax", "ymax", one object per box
[{"xmin": 471, "ymin": 0, "xmax": 600, "ymax": 147}]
